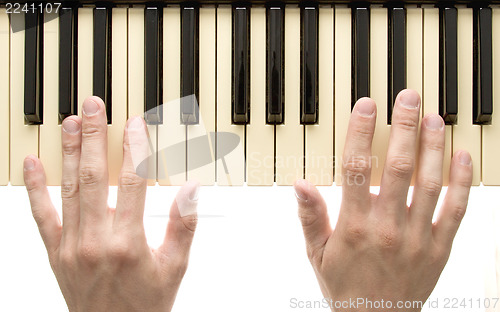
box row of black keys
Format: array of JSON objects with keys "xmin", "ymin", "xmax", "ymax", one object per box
[{"xmin": 24, "ymin": 4, "xmax": 493, "ymax": 126}]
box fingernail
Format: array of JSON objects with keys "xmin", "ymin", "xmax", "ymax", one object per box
[
  {"xmin": 128, "ymin": 117, "xmax": 144, "ymax": 129},
  {"xmin": 356, "ymin": 100, "xmax": 376, "ymax": 117},
  {"xmin": 62, "ymin": 119, "xmax": 80, "ymax": 134},
  {"xmin": 176, "ymin": 181, "xmax": 200, "ymax": 217},
  {"xmin": 424, "ymin": 114, "xmax": 444, "ymax": 130},
  {"xmin": 189, "ymin": 183, "xmax": 200, "ymax": 201},
  {"xmin": 459, "ymin": 151, "xmax": 472, "ymax": 166},
  {"xmin": 24, "ymin": 158, "xmax": 35, "ymax": 171},
  {"xmin": 83, "ymin": 99, "xmax": 99, "ymax": 116},
  {"xmin": 294, "ymin": 180, "xmax": 309, "ymax": 201},
  {"xmin": 398, "ymin": 90, "xmax": 420, "ymax": 109}
]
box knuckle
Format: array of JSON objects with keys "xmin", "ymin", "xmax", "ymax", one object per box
[
  {"xmin": 306, "ymin": 246, "xmax": 324, "ymax": 268},
  {"xmin": 170, "ymin": 257, "xmax": 189, "ymax": 279},
  {"xmin": 342, "ymin": 220, "xmax": 367, "ymax": 245},
  {"xmin": 298, "ymin": 209, "xmax": 320, "ymax": 229},
  {"xmin": 394, "ymin": 114, "xmax": 419, "ymax": 132},
  {"xmin": 423, "ymin": 140, "xmax": 444, "ymax": 153},
  {"xmin": 417, "ymin": 178, "xmax": 442, "ymax": 198},
  {"xmin": 59, "ymin": 250, "xmax": 76, "ymax": 267},
  {"xmin": 376, "ymin": 225, "xmax": 401, "ymax": 249},
  {"xmin": 343, "ymin": 155, "xmax": 371, "ymax": 178},
  {"xmin": 82, "ymin": 123, "xmax": 105, "ymax": 138},
  {"xmin": 77, "ymin": 241, "xmax": 102, "ymax": 266},
  {"xmin": 386, "ymin": 155, "xmax": 414, "ymax": 180},
  {"xmin": 25, "ymin": 178, "xmax": 42, "ymax": 194},
  {"xmin": 451, "ymin": 204, "xmax": 467, "ymax": 223},
  {"xmin": 61, "ymin": 181, "xmax": 79, "ymax": 200},
  {"xmin": 352, "ymin": 123, "xmax": 374, "ymax": 139},
  {"xmin": 79, "ymin": 166, "xmax": 105, "ymax": 186},
  {"xmin": 118, "ymin": 172, "xmax": 146, "ymax": 194},
  {"xmin": 107, "ymin": 240, "xmax": 139, "ymax": 264},
  {"xmin": 182, "ymin": 214, "xmax": 198, "ymax": 233},
  {"xmin": 62, "ymin": 142, "xmax": 80, "ymax": 157}
]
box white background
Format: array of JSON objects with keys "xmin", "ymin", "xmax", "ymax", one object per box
[{"xmin": 0, "ymin": 185, "xmax": 498, "ymax": 311}]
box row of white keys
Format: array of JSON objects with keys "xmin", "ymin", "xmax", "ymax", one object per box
[
  {"xmin": 10, "ymin": 13, "xmax": 38, "ymax": 186},
  {"xmin": 304, "ymin": 7, "xmax": 334, "ymax": 186},
  {"xmin": 217, "ymin": 6, "xmax": 245, "ymax": 186},
  {"xmin": 159, "ymin": 6, "xmax": 186, "ymax": 186},
  {"xmin": 247, "ymin": 7, "xmax": 274, "ymax": 186},
  {"xmin": 407, "ymin": 6, "xmax": 422, "ymax": 186},
  {"xmin": 334, "ymin": 6, "xmax": 351, "ymax": 186},
  {"xmin": 423, "ymin": 7, "xmax": 452, "ymax": 185},
  {"xmin": 483, "ymin": 7, "xmax": 500, "ymax": 186},
  {"xmin": 128, "ymin": 8, "xmax": 156, "ymax": 185},
  {"xmin": 0, "ymin": 9, "xmax": 9, "ymax": 185},
  {"xmin": 454, "ymin": 7, "xmax": 481, "ymax": 186},
  {"xmin": 187, "ymin": 6, "xmax": 216, "ymax": 186},
  {"xmin": 39, "ymin": 12, "xmax": 61, "ymax": 186},
  {"xmin": 276, "ymin": 6, "xmax": 303, "ymax": 186}
]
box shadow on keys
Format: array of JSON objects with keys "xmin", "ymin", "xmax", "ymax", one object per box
[{"xmin": 133, "ymin": 95, "xmax": 243, "ymax": 186}]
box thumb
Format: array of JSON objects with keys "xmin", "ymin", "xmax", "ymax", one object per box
[
  {"xmin": 157, "ymin": 181, "xmax": 199, "ymax": 274},
  {"xmin": 294, "ymin": 179, "xmax": 332, "ymax": 264}
]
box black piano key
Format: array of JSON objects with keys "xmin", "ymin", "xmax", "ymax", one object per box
[
  {"xmin": 144, "ymin": 7, "xmax": 162, "ymax": 125},
  {"xmin": 474, "ymin": 7, "xmax": 493, "ymax": 124},
  {"xmin": 300, "ymin": 6, "xmax": 318, "ymax": 125},
  {"xmin": 93, "ymin": 7, "xmax": 111, "ymax": 124},
  {"xmin": 24, "ymin": 8, "xmax": 43, "ymax": 125},
  {"xmin": 266, "ymin": 5, "xmax": 284, "ymax": 125},
  {"xmin": 181, "ymin": 6, "xmax": 199, "ymax": 125},
  {"xmin": 388, "ymin": 7, "xmax": 406, "ymax": 125},
  {"xmin": 352, "ymin": 7, "xmax": 370, "ymax": 110},
  {"xmin": 232, "ymin": 6, "xmax": 250, "ymax": 125},
  {"xmin": 59, "ymin": 7, "xmax": 77, "ymax": 123},
  {"xmin": 439, "ymin": 7, "xmax": 458, "ymax": 125}
]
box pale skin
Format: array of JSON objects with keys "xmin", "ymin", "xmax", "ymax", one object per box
[
  {"xmin": 23, "ymin": 91, "xmax": 473, "ymax": 311},
  {"xmin": 294, "ymin": 89, "xmax": 473, "ymax": 312},
  {"xmin": 23, "ymin": 96, "xmax": 199, "ymax": 312}
]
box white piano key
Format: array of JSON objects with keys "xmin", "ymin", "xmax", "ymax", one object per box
[
  {"xmin": 0, "ymin": 9, "xmax": 9, "ymax": 185},
  {"xmin": 482, "ymin": 8, "xmax": 500, "ymax": 185},
  {"xmin": 128, "ymin": 8, "xmax": 156, "ymax": 185},
  {"xmin": 423, "ymin": 7, "xmax": 452, "ymax": 185},
  {"xmin": 10, "ymin": 13, "xmax": 38, "ymax": 186},
  {"xmin": 453, "ymin": 8, "xmax": 481, "ymax": 186},
  {"xmin": 158, "ymin": 7, "xmax": 186, "ymax": 186},
  {"xmin": 334, "ymin": 7, "xmax": 351, "ymax": 186},
  {"xmin": 39, "ymin": 12, "xmax": 61, "ymax": 186},
  {"xmin": 406, "ymin": 7, "xmax": 423, "ymax": 186},
  {"xmin": 246, "ymin": 7, "xmax": 274, "ymax": 186},
  {"xmin": 370, "ymin": 7, "xmax": 390, "ymax": 186},
  {"xmin": 305, "ymin": 7, "xmax": 333, "ymax": 186},
  {"xmin": 187, "ymin": 7, "xmax": 216, "ymax": 186},
  {"xmin": 276, "ymin": 6, "xmax": 303, "ymax": 186},
  {"xmin": 77, "ymin": 8, "xmax": 93, "ymax": 116},
  {"xmin": 217, "ymin": 6, "xmax": 245, "ymax": 186},
  {"xmin": 107, "ymin": 8, "xmax": 127, "ymax": 186}
]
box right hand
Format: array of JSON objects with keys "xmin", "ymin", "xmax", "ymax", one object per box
[{"xmin": 294, "ymin": 90, "xmax": 473, "ymax": 312}]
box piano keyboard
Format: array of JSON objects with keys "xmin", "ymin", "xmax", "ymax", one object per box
[{"xmin": 1, "ymin": 2, "xmax": 500, "ymax": 186}]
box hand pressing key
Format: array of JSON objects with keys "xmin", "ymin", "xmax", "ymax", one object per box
[
  {"xmin": 294, "ymin": 90, "xmax": 473, "ymax": 312},
  {"xmin": 23, "ymin": 96, "xmax": 199, "ymax": 312}
]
